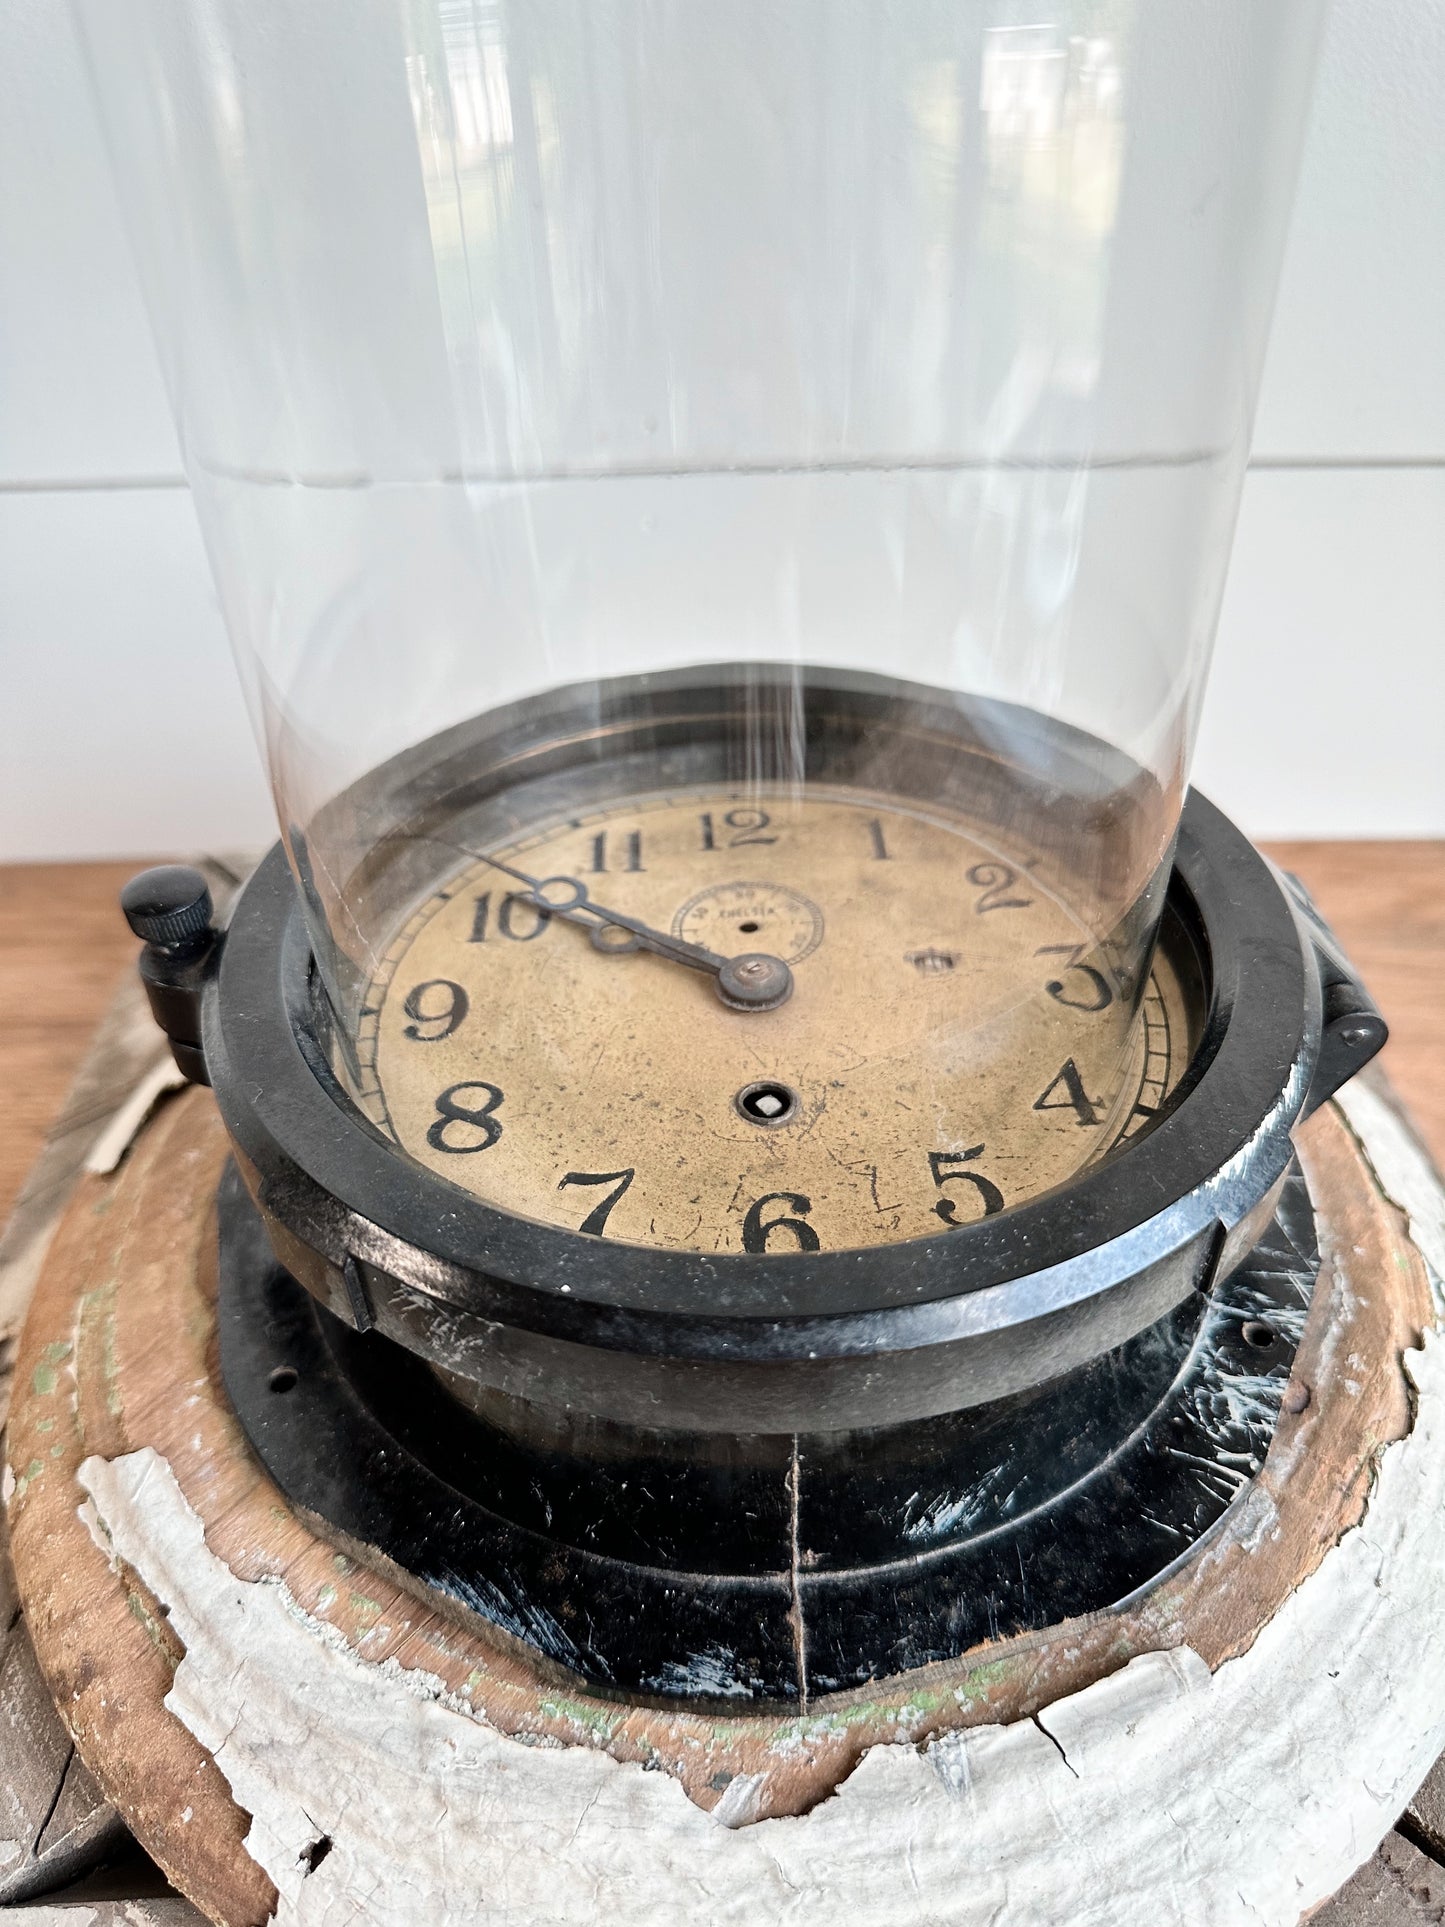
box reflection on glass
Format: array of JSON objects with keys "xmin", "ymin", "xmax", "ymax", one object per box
[{"xmin": 76, "ymin": 0, "xmax": 1324, "ymax": 1235}]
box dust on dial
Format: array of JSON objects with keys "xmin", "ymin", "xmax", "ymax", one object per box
[{"xmin": 353, "ymin": 786, "xmax": 1185, "ymax": 1255}]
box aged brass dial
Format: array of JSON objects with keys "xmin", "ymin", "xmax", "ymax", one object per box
[{"xmin": 354, "ymin": 785, "xmax": 1185, "ymax": 1255}]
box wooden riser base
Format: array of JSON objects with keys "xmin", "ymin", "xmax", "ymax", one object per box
[{"xmin": 4, "ymin": 1072, "xmax": 1445, "ymax": 1925}]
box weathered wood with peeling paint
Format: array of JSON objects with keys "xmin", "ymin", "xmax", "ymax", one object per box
[
  {"xmin": 2, "ymin": 1294, "xmax": 129, "ymax": 1906},
  {"xmin": 4, "ymin": 1065, "xmax": 1444, "ymax": 1924},
  {"xmin": 1410, "ymin": 1758, "xmax": 1445, "ymax": 1863},
  {"xmin": 2, "ymin": 1903, "xmax": 207, "ymax": 1924},
  {"xmin": 1313, "ymin": 1832, "xmax": 1445, "ymax": 1924},
  {"xmin": 0, "ymin": 863, "xmax": 244, "ymax": 1914},
  {"xmin": 0, "ymin": 1597, "xmax": 129, "ymax": 1905},
  {"xmin": 0, "ymin": 855, "xmax": 246, "ymax": 1431}
]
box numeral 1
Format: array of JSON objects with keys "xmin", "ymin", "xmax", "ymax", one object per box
[{"xmin": 867, "ymin": 817, "xmax": 891, "ymax": 861}]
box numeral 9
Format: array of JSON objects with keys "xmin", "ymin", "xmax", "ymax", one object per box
[{"xmin": 403, "ymin": 978, "xmax": 469, "ymax": 1041}]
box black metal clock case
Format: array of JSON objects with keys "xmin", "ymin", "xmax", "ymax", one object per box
[{"xmin": 127, "ymin": 672, "xmax": 1385, "ymax": 1703}]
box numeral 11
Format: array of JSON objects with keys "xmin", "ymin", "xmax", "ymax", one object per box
[{"xmin": 590, "ymin": 830, "xmax": 644, "ymax": 873}]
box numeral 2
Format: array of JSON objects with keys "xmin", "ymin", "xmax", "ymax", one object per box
[
  {"xmin": 928, "ymin": 1148, "xmax": 1005, "ymax": 1224},
  {"xmin": 558, "ymin": 1168, "xmax": 635, "ymax": 1236},
  {"xmin": 427, "ymin": 1081, "xmax": 504, "ymax": 1153},
  {"xmin": 966, "ymin": 861, "xmax": 1033, "ymax": 914}
]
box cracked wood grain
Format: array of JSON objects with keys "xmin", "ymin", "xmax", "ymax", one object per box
[{"xmin": 66, "ymin": 1319, "xmax": 1445, "ymax": 1925}]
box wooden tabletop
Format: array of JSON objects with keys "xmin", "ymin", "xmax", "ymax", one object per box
[{"xmin": 1, "ymin": 844, "xmax": 1442, "ymax": 1232}]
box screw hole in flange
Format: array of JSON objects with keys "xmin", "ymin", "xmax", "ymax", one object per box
[
  {"xmin": 1240, "ymin": 1319, "xmax": 1276, "ymax": 1351},
  {"xmin": 269, "ymin": 1365, "xmax": 299, "ymax": 1394},
  {"xmin": 738, "ymin": 921, "xmax": 760, "ymax": 933},
  {"xmin": 735, "ymin": 1081, "xmax": 799, "ymax": 1127}
]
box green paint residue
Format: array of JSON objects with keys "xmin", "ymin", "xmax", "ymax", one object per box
[
  {"xmin": 101, "ymin": 1305, "xmax": 122, "ymax": 1419},
  {"xmin": 30, "ymin": 1339, "xmax": 72, "ymax": 1398},
  {"xmin": 124, "ymin": 1587, "xmax": 179, "ymax": 1667},
  {"xmin": 74, "ymin": 1281, "xmax": 120, "ymax": 1437},
  {"xmin": 11, "ymin": 1458, "xmax": 45, "ymax": 1502},
  {"xmin": 537, "ymin": 1696, "xmax": 624, "ymax": 1739},
  {"xmin": 316, "ymin": 1583, "xmax": 338, "ymax": 1611}
]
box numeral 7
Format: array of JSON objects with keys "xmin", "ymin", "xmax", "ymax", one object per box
[{"xmin": 558, "ymin": 1168, "xmax": 636, "ymax": 1235}]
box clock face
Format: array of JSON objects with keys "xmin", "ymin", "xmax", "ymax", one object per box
[{"xmin": 351, "ymin": 782, "xmax": 1186, "ymax": 1256}]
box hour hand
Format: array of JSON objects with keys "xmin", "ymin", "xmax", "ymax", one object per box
[
  {"xmin": 524, "ymin": 875, "xmax": 722, "ymax": 971},
  {"xmin": 518, "ymin": 873, "xmax": 794, "ymax": 1013}
]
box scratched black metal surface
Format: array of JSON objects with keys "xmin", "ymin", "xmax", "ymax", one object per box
[{"xmin": 217, "ymin": 1159, "xmax": 1319, "ymax": 1706}]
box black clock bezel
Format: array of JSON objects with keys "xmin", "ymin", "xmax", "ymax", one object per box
[{"xmin": 201, "ymin": 669, "xmax": 1375, "ymax": 1431}]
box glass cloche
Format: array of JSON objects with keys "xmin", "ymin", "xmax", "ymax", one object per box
[{"xmin": 80, "ymin": 0, "xmax": 1325, "ymax": 1256}]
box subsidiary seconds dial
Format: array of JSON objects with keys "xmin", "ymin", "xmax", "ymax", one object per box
[{"xmin": 353, "ymin": 786, "xmax": 1184, "ymax": 1255}]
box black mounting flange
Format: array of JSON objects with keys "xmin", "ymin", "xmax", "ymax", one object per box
[{"xmin": 217, "ymin": 1156, "xmax": 1322, "ymax": 1704}]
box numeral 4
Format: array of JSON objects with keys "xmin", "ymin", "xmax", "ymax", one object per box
[{"xmin": 1033, "ymin": 1059, "xmax": 1102, "ymax": 1127}]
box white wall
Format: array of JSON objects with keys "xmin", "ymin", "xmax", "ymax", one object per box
[{"xmin": 1, "ymin": 0, "xmax": 1442, "ymax": 861}]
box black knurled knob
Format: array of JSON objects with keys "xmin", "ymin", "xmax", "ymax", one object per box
[{"xmin": 121, "ymin": 866, "xmax": 214, "ymax": 953}]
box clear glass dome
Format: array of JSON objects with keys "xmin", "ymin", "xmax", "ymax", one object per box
[{"xmin": 76, "ymin": 0, "xmax": 1323, "ymax": 1251}]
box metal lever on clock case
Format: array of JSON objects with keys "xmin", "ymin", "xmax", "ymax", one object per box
[
  {"xmin": 120, "ymin": 864, "xmax": 221, "ymax": 1086},
  {"xmin": 1279, "ymin": 871, "xmax": 1388, "ymax": 1117}
]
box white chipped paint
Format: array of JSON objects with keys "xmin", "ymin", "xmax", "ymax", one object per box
[
  {"xmin": 76, "ymin": 1326, "xmax": 1445, "ymax": 1926},
  {"xmin": 83, "ymin": 1056, "xmax": 186, "ymax": 1175},
  {"xmin": 53, "ymin": 1087, "xmax": 1445, "ymax": 1926}
]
